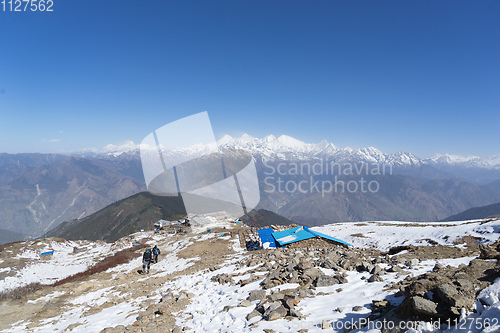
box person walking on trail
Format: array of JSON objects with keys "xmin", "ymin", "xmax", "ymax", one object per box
[
  {"xmin": 153, "ymin": 245, "xmax": 161, "ymax": 263},
  {"xmin": 142, "ymin": 248, "xmax": 152, "ymax": 274}
]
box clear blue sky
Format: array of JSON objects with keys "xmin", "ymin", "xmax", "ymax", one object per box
[{"xmin": 0, "ymin": 0, "xmax": 498, "ymax": 157}]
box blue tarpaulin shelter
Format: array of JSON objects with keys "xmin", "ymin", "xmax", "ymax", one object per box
[
  {"xmin": 271, "ymin": 226, "xmax": 352, "ymax": 247},
  {"xmin": 257, "ymin": 228, "xmax": 277, "ymax": 248}
]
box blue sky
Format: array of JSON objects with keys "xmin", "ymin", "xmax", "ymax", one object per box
[{"xmin": 0, "ymin": 0, "xmax": 498, "ymax": 157}]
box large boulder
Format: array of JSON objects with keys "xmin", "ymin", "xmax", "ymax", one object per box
[{"xmin": 410, "ymin": 296, "xmax": 439, "ymax": 317}]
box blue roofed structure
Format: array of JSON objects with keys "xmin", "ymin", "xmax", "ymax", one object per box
[
  {"xmin": 257, "ymin": 228, "xmax": 277, "ymax": 248},
  {"xmin": 271, "ymin": 226, "xmax": 352, "ymax": 247}
]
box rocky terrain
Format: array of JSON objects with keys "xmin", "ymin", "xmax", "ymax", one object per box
[{"xmin": 0, "ymin": 218, "xmax": 499, "ymax": 332}]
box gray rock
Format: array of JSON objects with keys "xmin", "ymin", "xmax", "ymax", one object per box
[
  {"xmin": 297, "ymin": 261, "xmax": 313, "ymax": 270},
  {"xmin": 247, "ymin": 309, "xmax": 261, "ymax": 320},
  {"xmin": 211, "ymin": 273, "xmax": 233, "ymax": 284},
  {"xmin": 372, "ymin": 300, "xmax": 390, "ymax": 312},
  {"xmin": 411, "ymin": 296, "xmax": 439, "ymax": 317},
  {"xmin": 285, "ymin": 298, "xmax": 297, "ymax": 309},
  {"xmin": 435, "ymin": 284, "xmax": 473, "ymax": 309},
  {"xmin": 436, "ymin": 284, "xmax": 457, "ymax": 305},
  {"xmin": 352, "ymin": 305, "xmax": 364, "ymax": 312},
  {"xmin": 432, "ymin": 263, "xmax": 444, "ymax": 271},
  {"xmin": 239, "ymin": 300, "xmax": 252, "ymax": 307},
  {"xmin": 265, "ymin": 305, "xmax": 287, "ymax": 321},
  {"xmin": 455, "ymin": 279, "xmax": 473, "ymax": 291},
  {"xmin": 368, "ymin": 274, "xmax": 384, "ymax": 283},
  {"xmin": 289, "ymin": 308, "xmax": 302, "ymax": 317},
  {"xmin": 302, "ymin": 268, "xmax": 324, "ymax": 281},
  {"xmin": 358, "ymin": 261, "xmax": 375, "ymax": 273},
  {"xmin": 408, "ymin": 258, "xmax": 419, "ymax": 268},
  {"xmin": 177, "ymin": 292, "xmax": 188, "ymax": 302},
  {"xmin": 264, "ymin": 301, "xmax": 282, "ymax": 313},
  {"xmin": 371, "ymin": 265, "xmax": 384, "ymax": 275},
  {"xmin": 248, "ymin": 290, "xmax": 266, "ymax": 302},
  {"xmin": 335, "ymin": 307, "xmax": 344, "ymax": 313},
  {"xmin": 269, "ymin": 293, "xmax": 284, "ymax": 301},
  {"xmin": 387, "ymin": 265, "xmax": 402, "ymax": 273},
  {"xmin": 316, "ymin": 275, "xmax": 336, "ymax": 287},
  {"xmin": 298, "ymin": 288, "xmax": 314, "ymax": 298}
]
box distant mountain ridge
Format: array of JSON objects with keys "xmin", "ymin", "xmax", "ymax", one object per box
[
  {"xmin": 441, "ymin": 202, "xmax": 500, "ymax": 222},
  {"xmin": 1, "ymin": 134, "xmax": 500, "ymax": 236},
  {"xmin": 45, "ymin": 192, "xmax": 296, "ymax": 242},
  {"xmin": 45, "ymin": 192, "xmax": 186, "ymax": 242}
]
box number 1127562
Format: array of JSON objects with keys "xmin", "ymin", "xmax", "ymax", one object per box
[{"xmin": 2, "ymin": 0, "xmax": 54, "ymax": 12}]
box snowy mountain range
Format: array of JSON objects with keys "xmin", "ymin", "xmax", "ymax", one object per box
[
  {"xmin": 1, "ymin": 134, "xmax": 499, "ymax": 242},
  {"xmin": 88, "ymin": 134, "xmax": 500, "ymax": 170}
]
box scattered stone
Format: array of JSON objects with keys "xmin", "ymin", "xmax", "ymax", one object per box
[
  {"xmin": 285, "ymin": 298, "xmax": 298, "ymax": 309},
  {"xmin": 408, "ymin": 258, "xmax": 420, "ymax": 268},
  {"xmin": 322, "ymin": 320, "xmax": 330, "ymax": 329},
  {"xmin": 265, "ymin": 305, "xmax": 287, "ymax": 321},
  {"xmin": 357, "ymin": 261, "xmax": 375, "ymax": 273},
  {"xmin": 371, "ymin": 265, "xmax": 384, "ymax": 275},
  {"xmin": 367, "ymin": 274, "xmax": 383, "ymax": 283},
  {"xmin": 335, "ymin": 307, "xmax": 344, "ymax": 313},
  {"xmin": 298, "ymin": 289, "xmax": 314, "ymax": 298},
  {"xmin": 211, "ymin": 273, "xmax": 233, "ymax": 284},
  {"xmin": 289, "ymin": 308, "xmax": 302, "ymax": 317},
  {"xmin": 352, "ymin": 305, "xmax": 364, "ymax": 312},
  {"xmin": 248, "ymin": 290, "xmax": 266, "ymax": 302},
  {"xmin": 269, "ymin": 293, "xmax": 284, "ymax": 301},
  {"xmin": 177, "ymin": 292, "xmax": 188, "ymax": 302},
  {"xmin": 372, "ymin": 300, "xmax": 390, "ymax": 312},
  {"xmin": 432, "ymin": 263, "xmax": 444, "ymax": 272},
  {"xmin": 479, "ymin": 244, "xmax": 500, "ymax": 260},
  {"xmin": 239, "ymin": 300, "xmax": 252, "ymax": 307},
  {"xmin": 316, "ymin": 275, "xmax": 336, "ymax": 287},
  {"xmin": 247, "ymin": 309, "xmax": 261, "ymax": 320},
  {"xmin": 302, "ymin": 268, "xmax": 324, "ymax": 281}
]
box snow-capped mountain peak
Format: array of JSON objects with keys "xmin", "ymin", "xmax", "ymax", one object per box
[
  {"xmin": 84, "ymin": 134, "xmax": 499, "ymax": 169},
  {"xmin": 217, "ymin": 134, "xmax": 234, "ymax": 146}
]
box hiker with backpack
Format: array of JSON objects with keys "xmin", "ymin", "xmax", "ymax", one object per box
[
  {"xmin": 153, "ymin": 245, "xmax": 161, "ymax": 263},
  {"xmin": 142, "ymin": 248, "xmax": 152, "ymax": 274}
]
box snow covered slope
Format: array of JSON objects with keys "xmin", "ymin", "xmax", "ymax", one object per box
[{"xmin": 1, "ymin": 218, "xmax": 499, "ymax": 333}]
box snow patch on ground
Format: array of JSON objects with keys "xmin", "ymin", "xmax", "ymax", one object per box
[{"xmin": 313, "ymin": 219, "xmax": 500, "ymax": 251}]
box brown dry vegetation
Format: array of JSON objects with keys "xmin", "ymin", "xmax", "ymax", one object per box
[
  {"xmin": 0, "ymin": 282, "xmax": 43, "ymax": 301},
  {"xmin": 50, "ymin": 244, "xmax": 147, "ymax": 287},
  {"xmin": 0, "ymin": 241, "xmax": 23, "ymax": 253},
  {"xmin": 0, "ymin": 244, "xmax": 147, "ymax": 301}
]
